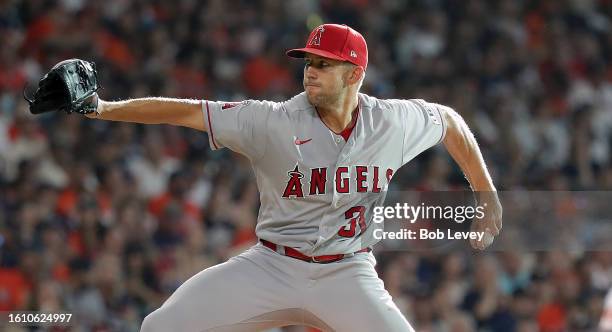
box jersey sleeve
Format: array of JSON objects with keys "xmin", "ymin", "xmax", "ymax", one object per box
[
  {"xmin": 202, "ymin": 100, "xmax": 273, "ymax": 160},
  {"xmin": 401, "ymin": 99, "xmax": 447, "ymax": 164}
]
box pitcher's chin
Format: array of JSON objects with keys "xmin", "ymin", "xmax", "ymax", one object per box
[{"xmin": 305, "ymin": 90, "xmax": 322, "ymax": 106}]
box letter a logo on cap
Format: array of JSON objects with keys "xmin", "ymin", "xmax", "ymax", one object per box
[{"xmin": 308, "ymin": 26, "xmax": 325, "ymax": 46}]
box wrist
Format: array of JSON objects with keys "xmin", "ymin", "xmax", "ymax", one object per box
[
  {"xmin": 87, "ymin": 97, "xmax": 104, "ymax": 118},
  {"xmin": 96, "ymin": 96, "xmax": 104, "ymax": 114},
  {"xmin": 475, "ymin": 190, "xmax": 501, "ymax": 207}
]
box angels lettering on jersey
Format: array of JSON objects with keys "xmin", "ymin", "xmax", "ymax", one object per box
[{"xmin": 282, "ymin": 165, "xmax": 394, "ymax": 198}]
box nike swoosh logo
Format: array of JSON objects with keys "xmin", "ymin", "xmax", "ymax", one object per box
[{"xmin": 294, "ymin": 138, "xmax": 312, "ymax": 145}]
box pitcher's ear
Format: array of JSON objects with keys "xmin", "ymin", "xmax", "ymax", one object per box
[{"xmin": 348, "ymin": 65, "xmax": 365, "ymax": 84}]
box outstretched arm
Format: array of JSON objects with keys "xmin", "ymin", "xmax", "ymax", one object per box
[
  {"xmin": 87, "ymin": 97, "xmax": 206, "ymax": 131},
  {"xmin": 437, "ymin": 104, "xmax": 503, "ymax": 250}
]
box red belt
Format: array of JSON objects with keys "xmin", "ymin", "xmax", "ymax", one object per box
[{"xmin": 260, "ymin": 239, "xmax": 371, "ymax": 264}]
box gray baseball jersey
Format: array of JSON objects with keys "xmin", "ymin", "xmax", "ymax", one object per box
[{"xmin": 202, "ymin": 92, "xmax": 446, "ymax": 256}]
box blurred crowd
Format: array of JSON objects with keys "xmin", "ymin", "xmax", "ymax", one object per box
[{"xmin": 0, "ymin": 0, "xmax": 611, "ymax": 331}]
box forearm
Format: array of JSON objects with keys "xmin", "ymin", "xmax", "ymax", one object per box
[
  {"xmin": 440, "ymin": 105, "xmax": 495, "ymax": 192},
  {"xmin": 89, "ymin": 97, "xmax": 206, "ymax": 131},
  {"xmin": 440, "ymin": 105, "xmax": 503, "ymax": 243}
]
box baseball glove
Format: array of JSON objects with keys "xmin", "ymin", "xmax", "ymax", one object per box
[{"xmin": 24, "ymin": 59, "xmax": 99, "ymax": 115}]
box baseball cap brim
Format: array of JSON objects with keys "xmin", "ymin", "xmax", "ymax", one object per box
[{"xmin": 286, "ymin": 47, "xmax": 347, "ymax": 62}]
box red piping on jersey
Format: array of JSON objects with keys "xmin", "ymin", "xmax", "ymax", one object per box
[
  {"xmin": 315, "ymin": 99, "xmax": 361, "ymax": 142},
  {"xmin": 206, "ymin": 101, "xmax": 219, "ymax": 149}
]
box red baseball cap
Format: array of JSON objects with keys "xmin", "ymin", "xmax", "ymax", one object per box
[{"xmin": 286, "ymin": 24, "xmax": 368, "ymax": 70}]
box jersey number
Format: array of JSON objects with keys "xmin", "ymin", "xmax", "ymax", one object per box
[{"xmin": 338, "ymin": 206, "xmax": 367, "ymax": 238}]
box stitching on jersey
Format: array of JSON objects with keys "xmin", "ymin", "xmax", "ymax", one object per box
[
  {"xmin": 401, "ymin": 100, "xmax": 409, "ymax": 166},
  {"xmin": 206, "ymin": 101, "xmax": 219, "ymax": 149},
  {"xmin": 433, "ymin": 104, "xmax": 447, "ymax": 145}
]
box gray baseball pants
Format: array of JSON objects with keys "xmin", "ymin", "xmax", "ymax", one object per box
[{"xmin": 140, "ymin": 243, "xmax": 414, "ymax": 331}]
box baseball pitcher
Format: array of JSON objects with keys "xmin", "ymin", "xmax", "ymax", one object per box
[{"xmin": 27, "ymin": 24, "xmax": 502, "ymax": 331}]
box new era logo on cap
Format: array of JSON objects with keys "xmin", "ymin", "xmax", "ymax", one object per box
[{"xmin": 286, "ymin": 24, "xmax": 368, "ymax": 70}]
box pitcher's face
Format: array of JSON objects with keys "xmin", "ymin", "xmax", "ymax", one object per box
[{"xmin": 303, "ymin": 54, "xmax": 353, "ymax": 107}]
